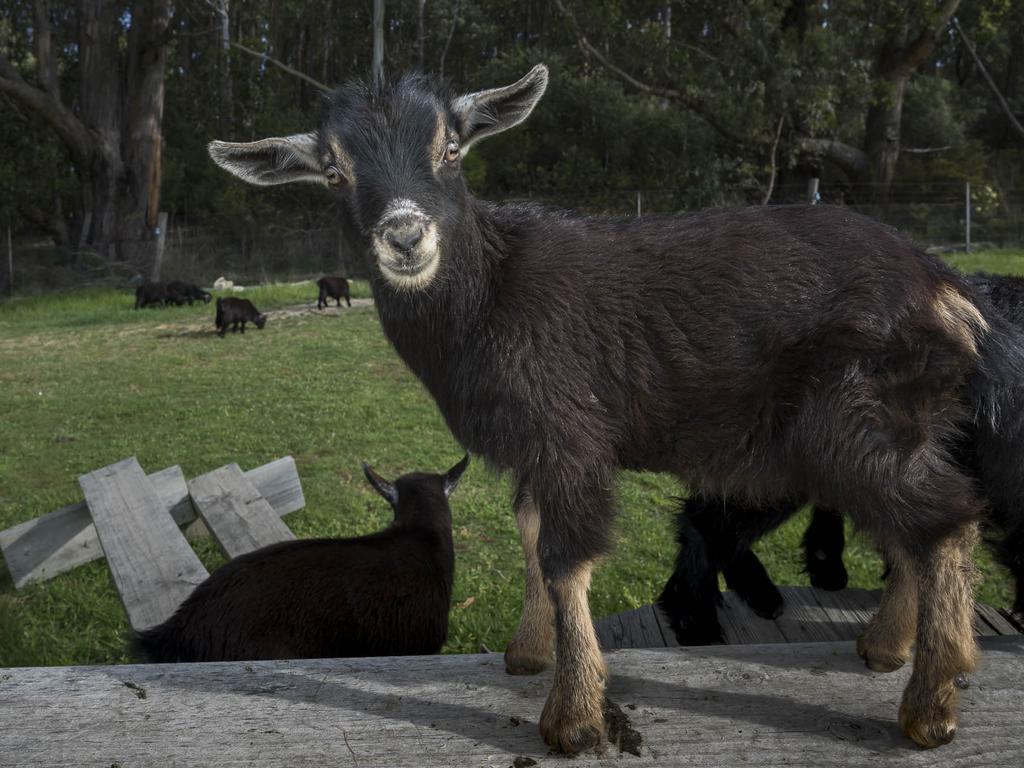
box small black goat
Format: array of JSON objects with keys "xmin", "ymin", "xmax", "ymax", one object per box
[
  {"xmin": 660, "ymin": 270, "xmax": 1024, "ymax": 643},
  {"xmin": 132, "ymin": 455, "xmax": 468, "ymax": 662},
  {"xmin": 215, "ymin": 296, "xmax": 267, "ymax": 337},
  {"xmin": 166, "ymin": 281, "xmax": 212, "ymax": 306},
  {"xmin": 134, "ymin": 281, "xmax": 168, "ymax": 309},
  {"xmin": 209, "ymin": 66, "xmax": 1023, "ymax": 751},
  {"xmin": 317, "ymin": 276, "xmax": 352, "ymax": 309}
]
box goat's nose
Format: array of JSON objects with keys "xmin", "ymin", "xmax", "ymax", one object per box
[{"xmin": 384, "ymin": 223, "xmax": 425, "ymax": 254}]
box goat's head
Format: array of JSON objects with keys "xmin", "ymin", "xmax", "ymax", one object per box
[
  {"xmin": 254, "ymin": 313, "xmax": 267, "ymax": 330},
  {"xmin": 362, "ymin": 454, "xmax": 469, "ymax": 523},
  {"xmin": 208, "ymin": 66, "xmax": 548, "ymax": 292}
]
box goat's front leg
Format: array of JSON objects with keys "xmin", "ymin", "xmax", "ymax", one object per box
[
  {"xmin": 533, "ymin": 478, "xmax": 611, "ymax": 754},
  {"xmin": 504, "ymin": 485, "xmax": 555, "ymax": 674},
  {"xmin": 539, "ymin": 558, "xmax": 607, "ymax": 754}
]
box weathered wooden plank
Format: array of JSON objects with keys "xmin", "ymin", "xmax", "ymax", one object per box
[
  {"xmin": 1002, "ymin": 607, "xmax": 1024, "ymax": 634},
  {"xmin": 718, "ymin": 590, "xmax": 789, "ymax": 645},
  {"xmin": 806, "ymin": 587, "xmax": 875, "ymax": 640},
  {"xmin": 0, "ymin": 466, "xmax": 190, "ymax": 589},
  {"xmin": 80, "ymin": 458, "xmax": 209, "ymax": 631},
  {"xmin": 974, "ymin": 602, "xmax": 1020, "ymax": 636},
  {"xmin": 1, "ymin": 637, "xmax": 1021, "ymax": 767},
  {"xmin": 773, "ymin": 586, "xmax": 848, "ymax": 643},
  {"xmin": 614, "ymin": 605, "xmax": 667, "ymax": 649},
  {"xmin": 188, "ymin": 463, "xmax": 295, "ymax": 558},
  {"xmin": 0, "ymin": 457, "xmax": 303, "ymax": 588}
]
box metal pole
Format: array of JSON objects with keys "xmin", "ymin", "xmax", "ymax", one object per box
[
  {"xmin": 965, "ymin": 181, "xmax": 971, "ymax": 254},
  {"xmin": 807, "ymin": 177, "xmax": 820, "ymax": 205},
  {"xmin": 7, "ymin": 225, "xmax": 12, "ymax": 298}
]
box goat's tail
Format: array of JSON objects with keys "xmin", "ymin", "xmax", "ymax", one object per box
[{"xmin": 214, "ymin": 296, "xmax": 223, "ymax": 327}]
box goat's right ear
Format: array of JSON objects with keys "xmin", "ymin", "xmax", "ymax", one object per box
[
  {"xmin": 443, "ymin": 454, "xmax": 470, "ymax": 498},
  {"xmin": 363, "ymin": 462, "xmax": 399, "ymax": 506},
  {"xmin": 208, "ymin": 132, "xmax": 323, "ymax": 186}
]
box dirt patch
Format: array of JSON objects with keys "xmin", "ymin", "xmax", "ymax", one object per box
[{"xmin": 603, "ymin": 696, "xmax": 643, "ymax": 756}]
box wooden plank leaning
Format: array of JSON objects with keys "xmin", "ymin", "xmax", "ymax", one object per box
[
  {"xmin": 188, "ymin": 463, "xmax": 295, "ymax": 559},
  {"xmin": 0, "ymin": 456, "xmax": 304, "ymax": 589},
  {"xmin": 79, "ymin": 457, "xmax": 210, "ymax": 632}
]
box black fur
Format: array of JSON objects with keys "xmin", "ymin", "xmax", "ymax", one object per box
[
  {"xmin": 134, "ymin": 281, "xmax": 168, "ymax": 309},
  {"xmin": 166, "ymin": 281, "xmax": 212, "ymax": 306},
  {"xmin": 215, "ymin": 297, "xmax": 267, "ymax": 337},
  {"xmin": 659, "ymin": 270, "xmax": 1024, "ymax": 643},
  {"xmin": 317, "ymin": 276, "xmax": 351, "ymax": 309},
  {"xmin": 132, "ymin": 456, "xmax": 468, "ymax": 662}
]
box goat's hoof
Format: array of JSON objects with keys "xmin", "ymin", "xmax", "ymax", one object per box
[
  {"xmin": 504, "ymin": 650, "xmax": 549, "ymax": 675},
  {"xmin": 539, "ymin": 687, "xmax": 605, "ymax": 754},
  {"xmin": 671, "ymin": 622, "xmax": 725, "ymax": 647},
  {"xmin": 899, "ymin": 702, "xmax": 958, "ymax": 748},
  {"xmin": 743, "ymin": 588, "xmax": 785, "ymax": 620},
  {"xmin": 856, "ymin": 635, "xmax": 909, "ymax": 673}
]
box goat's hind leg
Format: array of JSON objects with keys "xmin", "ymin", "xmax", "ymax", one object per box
[
  {"xmin": 504, "ymin": 484, "xmax": 556, "ymax": 675},
  {"xmin": 899, "ymin": 523, "xmax": 980, "ymax": 748},
  {"xmin": 856, "ymin": 543, "xmax": 918, "ymax": 672}
]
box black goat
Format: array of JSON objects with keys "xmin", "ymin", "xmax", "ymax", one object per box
[
  {"xmin": 132, "ymin": 455, "xmax": 468, "ymax": 662},
  {"xmin": 215, "ymin": 296, "xmax": 266, "ymax": 337},
  {"xmin": 134, "ymin": 281, "xmax": 168, "ymax": 309},
  {"xmin": 317, "ymin": 276, "xmax": 352, "ymax": 309},
  {"xmin": 660, "ymin": 270, "xmax": 1024, "ymax": 643},
  {"xmin": 166, "ymin": 280, "xmax": 212, "ymax": 306},
  {"xmin": 208, "ymin": 66, "xmax": 1024, "ymax": 751}
]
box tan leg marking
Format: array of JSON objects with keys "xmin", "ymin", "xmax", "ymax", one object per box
[
  {"xmin": 504, "ymin": 490, "xmax": 556, "ymax": 675},
  {"xmin": 539, "ymin": 560, "xmax": 608, "ymax": 754},
  {"xmin": 931, "ymin": 284, "xmax": 987, "ymax": 357},
  {"xmin": 899, "ymin": 524, "xmax": 980, "ymax": 748},
  {"xmin": 857, "ymin": 546, "xmax": 918, "ymax": 672}
]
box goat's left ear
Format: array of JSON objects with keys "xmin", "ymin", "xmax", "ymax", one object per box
[
  {"xmin": 451, "ymin": 64, "xmax": 548, "ymax": 151},
  {"xmin": 443, "ymin": 454, "xmax": 470, "ymax": 498},
  {"xmin": 363, "ymin": 462, "xmax": 399, "ymax": 506}
]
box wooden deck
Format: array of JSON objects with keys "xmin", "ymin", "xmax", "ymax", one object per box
[
  {"xmin": 1, "ymin": 637, "xmax": 1021, "ymax": 766},
  {"xmin": 594, "ymin": 588, "xmax": 1023, "ymax": 650}
]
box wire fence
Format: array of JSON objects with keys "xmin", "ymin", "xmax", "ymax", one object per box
[{"xmin": 4, "ymin": 182, "xmax": 1022, "ymax": 296}]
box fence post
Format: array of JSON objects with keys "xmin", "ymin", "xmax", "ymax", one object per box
[
  {"xmin": 636, "ymin": 190, "xmax": 642, "ymax": 218},
  {"xmin": 150, "ymin": 211, "xmax": 169, "ymax": 282},
  {"xmin": 6, "ymin": 225, "xmax": 12, "ymax": 298},
  {"xmin": 965, "ymin": 181, "xmax": 971, "ymax": 254},
  {"xmin": 806, "ymin": 177, "xmax": 820, "ymax": 205}
]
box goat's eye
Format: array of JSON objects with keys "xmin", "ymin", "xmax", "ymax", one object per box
[
  {"xmin": 325, "ymin": 166, "xmax": 343, "ymax": 186},
  {"xmin": 444, "ymin": 140, "xmax": 460, "ymax": 164}
]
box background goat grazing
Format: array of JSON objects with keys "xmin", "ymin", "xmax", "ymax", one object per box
[
  {"xmin": 132, "ymin": 455, "xmax": 467, "ymax": 662},
  {"xmin": 215, "ymin": 296, "xmax": 266, "ymax": 337},
  {"xmin": 317, "ymin": 276, "xmax": 351, "ymax": 309},
  {"xmin": 166, "ymin": 280, "xmax": 212, "ymax": 306},
  {"xmin": 208, "ymin": 65, "xmax": 1018, "ymax": 752},
  {"xmin": 658, "ymin": 270, "xmax": 1024, "ymax": 643},
  {"xmin": 134, "ymin": 282, "xmax": 168, "ymax": 309}
]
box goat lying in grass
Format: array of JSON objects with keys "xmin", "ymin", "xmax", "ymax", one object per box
[
  {"xmin": 317, "ymin": 276, "xmax": 352, "ymax": 309},
  {"xmin": 660, "ymin": 270, "xmax": 1024, "ymax": 643},
  {"xmin": 215, "ymin": 297, "xmax": 266, "ymax": 337},
  {"xmin": 132, "ymin": 455, "xmax": 468, "ymax": 662},
  {"xmin": 208, "ymin": 65, "xmax": 1023, "ymax": 752}
]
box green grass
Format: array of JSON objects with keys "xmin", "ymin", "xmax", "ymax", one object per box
[{"xmin": 0, "ymin": 254, "xmax": 1020, "ymax": 667}]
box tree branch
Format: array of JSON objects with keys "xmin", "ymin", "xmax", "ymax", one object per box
[
  {"xmin": 230, "ymin": 40, "xmax": 329, "ymax": 92},
  {"xmin": 552, "ymin": 0, "xmax": 750, "ymax": 147},
  {"xmin": 0, "ymin": 50, "xmax": 94, "ymax": 164},
  {"xmin": 896, "ymin": 0, "xmax": 961, "ymax": 76},
  {"xmin": 951, "ymin": 17, "xmax": 1024, "ymax": 143},
  {"xmin": 796, "ymin": 137, "xmax": 869, "ymax": 178}
]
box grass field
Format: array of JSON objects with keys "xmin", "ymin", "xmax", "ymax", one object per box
[{"xmin": 1, "ymin": 256, "xmax": 1021, "ymax": 667}]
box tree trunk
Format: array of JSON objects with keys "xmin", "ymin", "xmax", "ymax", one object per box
[{"xmin": 372, "ymin": 0, "xmax": 385, "ymax": 86}]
